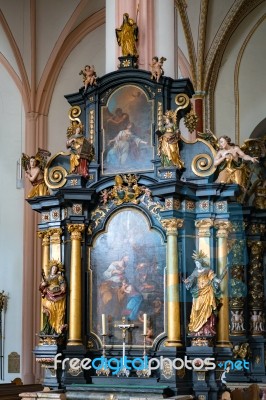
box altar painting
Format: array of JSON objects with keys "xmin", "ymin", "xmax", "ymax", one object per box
[
  {"xmin": 90, "ymin": 209, "xmax": 165, "ymax": 346},
  {"xmin": 101, "ymin": 85, "xmax": 154, "ymax": 175}
]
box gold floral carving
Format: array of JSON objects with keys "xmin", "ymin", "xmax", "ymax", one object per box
[
  {"xmin": 230, "ymin": 265, "xmax": 245, "ymax": 308},
  {"xmin": 184, "ymin": 108, "xmax": 198, "ymax": 133},
  {"xmin": 89, "ymin": 109, "xmax": 95, "ymax": 145},
  {"xmin": 248, "ymin": 241, "xmax": 264, "ymax": 310},
  {"xmin": 231, "ymin": 240, "xmax": 245, "ymax": 265},
  {"xmin": 157, "ymin": 101, "xmax": 164, "ymax": 131},
  {"xmin": 195, "ymin": 218, "xmax": 213, "ymax": 237},
  {"xmin": 161, "ymin": 218, "xmax": 184, "ymax": 234},
  {"xmin": 214, "ymin": 220, "xmax": 232, "ymax": 238}
]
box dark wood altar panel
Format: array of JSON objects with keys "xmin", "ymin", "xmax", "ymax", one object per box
[
  {"xmin": 101, "ymin": 85, "xmax": 154, "ymax": 175},
  {"xmin": 90, "ymin": 209, "xmax": 165, "ymax": 346}
]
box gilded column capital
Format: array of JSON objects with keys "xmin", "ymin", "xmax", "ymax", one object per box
[
  {"xmin": 37, "ymin": 230, "xmax": 51, "ymax": 245},
  {"xmin": 49, "ymin": 228, "xmax": 63, "ymax": 244},
  {"xmin": 67, "ymin": 224, "xmax": 85, "ymax": 240},
  {"xmin": 37, "ymin": 230, "xmax": 50, "ymax": 239},
  {"xmin": 161, "ymin": 218, "xmax": 184, "ymax": 235},
  {"xmin": 195, "ymin": 218, "xmax": 213, "ymax": 237},
  {"xmin": 214, "ymin": 220, "xmax": 232, "ymax": 238}
]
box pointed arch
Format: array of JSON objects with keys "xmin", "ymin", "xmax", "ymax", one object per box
[
  {"xmin": 36, "ymin": 8, "xmax": 105, "ymax": 115},
  {"xmin": 0, "ymin": 9, "xmax": 31, "ymax": 111}
]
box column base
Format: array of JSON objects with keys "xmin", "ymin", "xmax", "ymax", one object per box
[
  {"xmin": 216, "ymin": 341, "xmax": 232, "ymax": 348},
  {"xmin": 67, "ymin": 339, "xmax": 83, "ymax": 346},
  {"xmin": 165, "ymin": 339, "xmax": 183, "ymax": 347}
]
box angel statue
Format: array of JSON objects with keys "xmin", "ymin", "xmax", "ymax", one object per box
[
  {"xmin": 198, "ymin": 129, "xmax": 259, "ymax": 189},
  {"xmin": 156, "ymin": 110, "xmax": 184, "ymax": 169},
  {"xmin": 213, "ymin": 135, "xmax": 259, "ymax": 188},
  {"xmin": 183, "ymin": 250, "xmax": 222, "ymax": 336},
  {"xmin": 150, "ymin": 56, "xmax": 167, "ymax": 83},
  {"xmin": 22, "ymin": 148, "xmax": 51, "ymax": 198}
]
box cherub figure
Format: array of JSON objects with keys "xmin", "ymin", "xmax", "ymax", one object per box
[
  {"xmin": 231, "ymin": 310, "xmax": 244, "ymax": 332},
  {"xmin": 150, "ymin": 56, "xmax": 166, "ymax": 83},
  {"xmin": 100, "ymin": 189, "xmax": 109, "ymax": 205},
  {"xmin": 22, "ymin": 148, "xmax": 51, "ymax": 198},
  {"xmin": 79, "ymin": 65, "xmax": 97, "ymax": 91}
]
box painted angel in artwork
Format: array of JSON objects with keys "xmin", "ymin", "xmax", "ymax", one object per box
[{"xmin": 22, "ymin": 148, "xmax": 51, "ymax": 198}]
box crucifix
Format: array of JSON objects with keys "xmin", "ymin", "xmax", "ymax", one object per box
[{"xmin": 115, "ymin": 316, "xmax": 135, "ymax": 377}]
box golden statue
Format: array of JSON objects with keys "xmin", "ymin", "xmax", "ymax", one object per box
[
  {"xmin": 39, "ymin": 260, "xmax": 67, "ymax": 335},
  {"xmin": 157, "ymin": 110, "xmax": 184, "ymax": 169},
  {"xmin": 22, "ymin": 148, "xmax": 51, "ymax": 198},
  {"xmin": 66, "ymin": 120, "xmax": 94, "ymax": 179},
  {"xmin": 115, "ymin": 13, "xmax": 138, "ymax": 57},
  {"xmin": 213, "ymin": 135, "xmax": 259, "ymax": 188},
  {"xmin": 183, "ymin": 250, "xmax": 221, "ymax": 336}
]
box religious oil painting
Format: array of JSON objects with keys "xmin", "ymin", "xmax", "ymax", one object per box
[
  {"xmin": 101, "ymin": 84, "xmax": 154, "ymax": 175},
  {"xmin": 90, "ymin": 209, "xmax": 165, "ymax": 346}
]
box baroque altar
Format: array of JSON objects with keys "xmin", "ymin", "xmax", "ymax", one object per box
[{"xmin": 27, "ymin": 49, "xmax": 266, "ymax": 400}]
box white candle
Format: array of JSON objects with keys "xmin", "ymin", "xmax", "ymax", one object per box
[
  {"xmin": 143, "ymin": 313, "xmax": 147, "ymax": 335},
  {"xmin": 102, "ymin": 314, "xmax": 106, "ymax": 335},
  {"xmin": 122, "ymin": 342, "xmax": 126, "ymax": 367}
]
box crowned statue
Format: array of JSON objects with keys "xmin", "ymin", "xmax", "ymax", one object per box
[{"xmin": 184, "ymin": 250, "xmax": 222, "ymax": 336}]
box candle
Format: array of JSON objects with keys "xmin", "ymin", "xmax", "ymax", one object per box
[
  {"xmin": 143, "ymin": 313, "xmax": 147, "ymax": 335},
  {"xmin": 122, "ymin": 342, "xmax": 126, "ymax": 367},
  {"xmin": 102, "ymin": 314, "xmax": 106, "ymax": 335}
]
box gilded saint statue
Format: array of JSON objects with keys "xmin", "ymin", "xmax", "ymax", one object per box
[
  {"xmin": 157, "ymin": 110, "xmax": 184, "ymax": 169},
  {"xmin": 66, "ymin": 120, "xmax": 94, "ymax": 179},
  {"xmin": 184, "ymin": 251, "xmax": 221, "ymax": 336},
  {"xmin": 39, "ymin": 260, "xmax": 67, "ymax": 335},
  {"xmin": 115, "ymin": 13, "xmax": 138, "ymax": 57},
  {"xmin": 213, "ymin": 135, "xmax": 259, "ymax": 188}
]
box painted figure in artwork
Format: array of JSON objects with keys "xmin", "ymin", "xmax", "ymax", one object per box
[
  {"xmin": 183, "ymin": 250, "xmax": 221, "ymax": 336},
  {"xmin": 116, "ymin": 13, "xmax": 138, "ymax": 57},
  {"xmin": 39, "ymin": 260, "xmax": 67, "ymax": 335},
  {"xmin": 157, "ymin": 110, "xmax": 184, "ymax": 169},
  {"xmin": 150, "ymin": 56, "xmax": 166, "ymax": 83},
  {"xmin": 22, "ymin": 148, "xmax": 51, "ymax": 198},
  {"xmin": 106, "ymin": 107, "xmax": 130, "ymax": 139},
  {"xmin": 66, "ymin": 120, "xmax": 94, "ymax": 179},
  {"xmin": 99, "ymin": 255, "xmax": 129, "ymax": 318},
  {"xmin": 106, "ymin": 122, "xmax": 148, "ymax": 168},
  {"xmin": 213, "ymin": 135, "xmax": 259, "ymax": 188}
]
